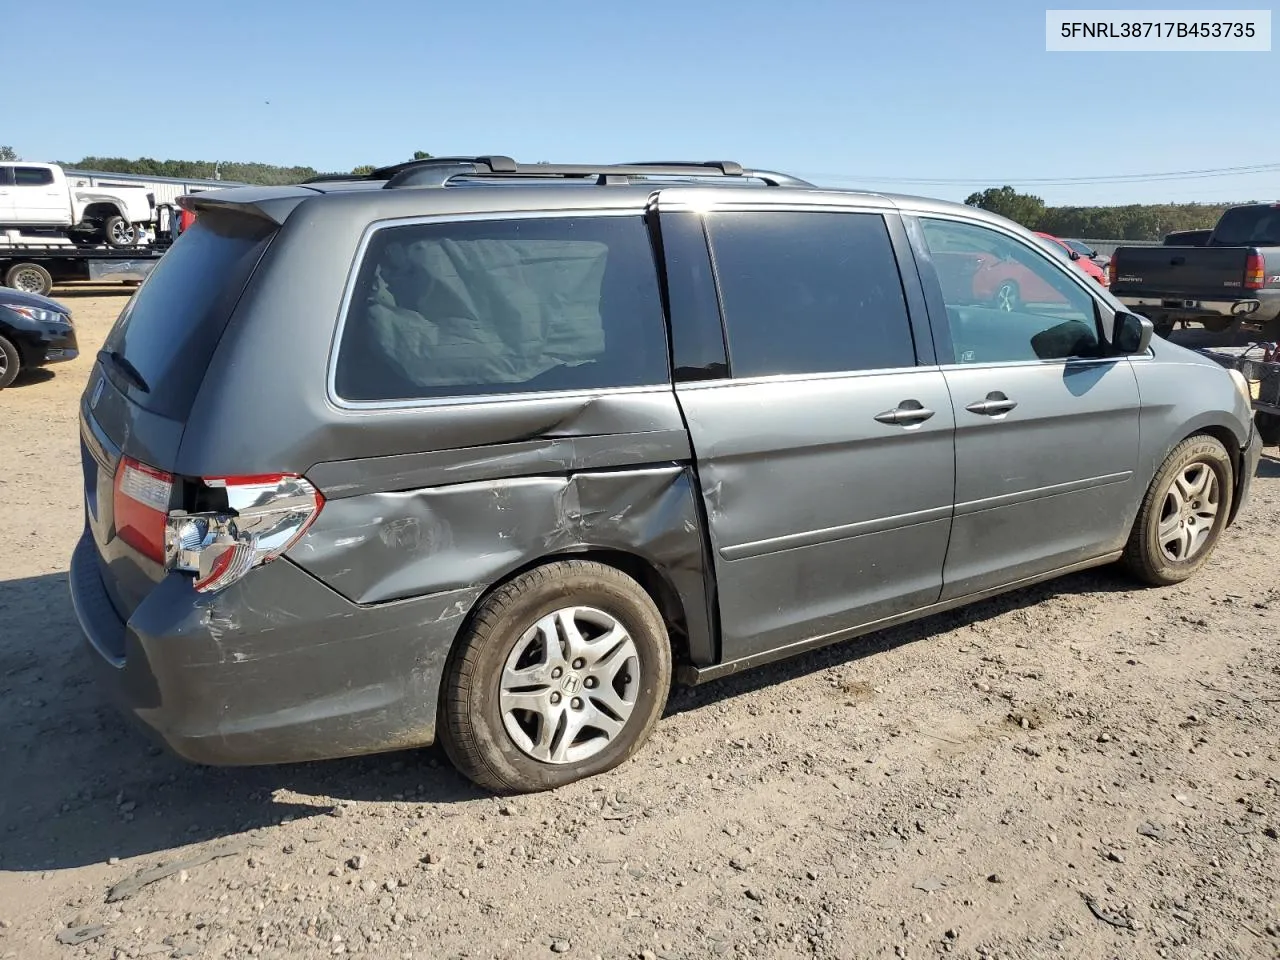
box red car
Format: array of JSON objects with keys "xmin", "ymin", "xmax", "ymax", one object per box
[
  {"xmin": 935, "ymin": 250, "xmax": 1067, "ymax": 312},
  {"xmin": 1034, "ymin": 232, "xmax": 1110, "ymax": 287}
]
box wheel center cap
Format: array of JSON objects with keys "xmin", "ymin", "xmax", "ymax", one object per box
[{"xmin": 560, "ymin": 673, "xmax": 582, "ymax": 695}]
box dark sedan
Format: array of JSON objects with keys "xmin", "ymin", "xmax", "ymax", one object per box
[{"xmin": 0, "ymin": 287, "xmax": 78, "ymax": 389}]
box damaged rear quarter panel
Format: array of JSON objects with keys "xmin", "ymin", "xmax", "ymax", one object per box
[{"xmin": 290, "ymin": 465, "xmax": 716, "ymax": 665}]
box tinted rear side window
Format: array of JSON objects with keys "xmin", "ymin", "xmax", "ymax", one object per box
[
  {"xmin": 1211, "ymin": 206, "xmax": 1280, "ymax": 246},
  {"xmin": 706, "ymin": 211, "xmax": 915, "ymax": 378},
  {"xmin": 335, "ymin": 216, "xmax": 669, "ymax": 402},
  {"xmin": 14, "ymin": 167, "xmax": 55, "ymax": 186},
  {"xmin": 102, "ymin": 213, "xmax": 274, "ymax": 420}
]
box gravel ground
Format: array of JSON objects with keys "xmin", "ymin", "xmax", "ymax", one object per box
[{"xmin": 1, "ymin": 291, "xmax": 1278, "ymax": 960}]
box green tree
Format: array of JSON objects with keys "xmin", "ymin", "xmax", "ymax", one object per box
[
  {"xmin": 964, "ymin": 185, "xmax": 1047, "ymax": 228},
  {"xmin": 0, "ymin": 145, "xmax": 17, "ymax": 161},
  {"xmin": 350, "ymin": 164, "xmax": 377, "ymax": 176},
  {"xmin": 71, "ymin": 156, "xmax": 321, "ymax": 186},
  {"xmin": 412, "ymin": 150, "xmax": 432, "ymax": 160}
]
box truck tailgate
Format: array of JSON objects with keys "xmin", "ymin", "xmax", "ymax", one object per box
[{"xmin": 1112, "ymin": 245, "xmax": 1251, "ymax": 298}]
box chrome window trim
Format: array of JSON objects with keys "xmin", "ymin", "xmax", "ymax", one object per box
[
  {"xmin": 325, "ymin": 207, "xmax": 666, "ymax": 412},
  {"xmin": 936, "ymin": 356, "xmax": 1128, "ymax": 373},
  {"xmin": 674, "ymin": 363, "xmax": 934, "ymax": 391}
]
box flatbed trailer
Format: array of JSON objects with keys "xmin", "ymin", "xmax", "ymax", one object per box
[{"xmin": 1, "ymin": 240, "xmax": 171, "ymax": 297}]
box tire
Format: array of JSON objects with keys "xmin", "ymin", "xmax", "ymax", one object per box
[
  {"xmin": 1151, "ymin": 315, "xmax": 1175, "ymax": 338},
  {"xmin": 0, "ymin": 335, "xmax": 21, "ymax": 389},
  {"xmin": 1201, "ymin": 316, "xmax": 1235, "ymax": 334},
  {"xmin": 102, "ymin": 216, "xmax": 137, "ymax": 248},
  {"xmin": 993, "ymin": 280, "xmax": 1020, "ymax": 312},
  {"xmin": 4, "ymin": 262, "xmax": 53, "ymax": 296},
  {"xmin": 1257, "ymin": 412, "xmax": 1280, "ymax": 447},
  {"xmin": 1122, "ymin": 435, "xmax": 1234, "ymax": 586},
  {"xmin": 1262, "ymin": 316, "xmax": 1280, "ymax": 343},
  {"xmin": 440, "ymin": 560, "xmax": 672, "ymax": 794}
]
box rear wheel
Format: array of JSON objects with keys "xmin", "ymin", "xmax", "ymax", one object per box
[
  {"xmin": 4, "ymin": 262, "xmax": 53, "ymax": 296},
  {"xmin": 440, "ymin": 560, "xmax": 672, "ymax": 794},
  {"xmin": 1201, "ymin": 316, "xmax": 1235, "ymax": 334},
  {"xmin": 0, "ymin": 335, "xmax": 22, "ymax": 389},
  {"xmin": 1122, "ymin": 435, "xmax": 1233, "ymax": 586},
  {"xmin": 103, "ymin": 216, "xmax": 137, "ymax": 248}
]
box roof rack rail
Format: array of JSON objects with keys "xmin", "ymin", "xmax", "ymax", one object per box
[
  {"xmin": 362, "ymin": 157, "xmax": 811, "ymax": 190},
  {"xmin": 300, "ymin": 173, "xmax": 371, "ymax": 184}
]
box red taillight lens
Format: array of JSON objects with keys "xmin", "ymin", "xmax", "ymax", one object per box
[
  {"xmin": 113, "ymin": 458, "xmax": 173, "ymax": 564},
  {"xmin": 1245, "ymin": 251, "xmax": 1265, "ymax": 290},
  {"xmin": 166, "ymin": 474, "xmax": 324, "ymax": 593},
  {"xmin": 1108, "ymin": 258, "xmax": 1117, "ymax": 286}
]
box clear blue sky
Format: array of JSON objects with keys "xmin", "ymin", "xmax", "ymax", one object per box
[{"xmin": 8, "ymin": 0, "xmax": 1277, "ymax": 205}]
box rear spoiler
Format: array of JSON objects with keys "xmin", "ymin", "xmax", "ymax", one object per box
[{"xmin": 176, "ymin": 186, "xmax": 317, "ymax": 227}]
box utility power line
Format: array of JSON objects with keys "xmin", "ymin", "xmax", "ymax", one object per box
[{"xmin": 795, "ymin": 161, "xmax": 1280, "ymax": 187}]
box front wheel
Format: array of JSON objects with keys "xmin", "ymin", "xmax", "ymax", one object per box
[
  {"xmin": 102, "ymin": 216, "xmax": 138, "ymax": 247},
  {"xmin": 1122, "ymin": 435, "xmax": 1233, "ymax": 586},
  {"xmin": 0, "ymin": 335, "xmax": 21, "ymax": 389},
  {"xmin": 440, "ymin": 560, "xmax": 672, "ymax": 793}
]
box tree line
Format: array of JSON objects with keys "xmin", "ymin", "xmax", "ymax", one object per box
[
  {"xmin": 0, "ymin": 147, "xmax": 432, "ymax": 184},
  {"xmin": 964, "ymin": 185, "xmax": 1242, "ymax": 241}
]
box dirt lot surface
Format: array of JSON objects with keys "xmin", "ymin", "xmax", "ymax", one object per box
[{"xmin": 1, "ymin": 291, "xmax": 1278, "ymax": 960}]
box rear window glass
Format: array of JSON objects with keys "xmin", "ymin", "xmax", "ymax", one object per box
[
  {"xmin": 1211, "ymin": 206, "xmax": 1280, "ymax": 246},
  {"xmin": 334, "ymin": 215, "xmax": 669, "ymax": 402},
  {"xmin": 102, "ymin": 213, "xmax": 274, "ymax": 419}
]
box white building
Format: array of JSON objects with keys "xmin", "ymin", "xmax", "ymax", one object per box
[{"xmin": 63, "ymin": 168, "xmax": 250, "ymax": 207}]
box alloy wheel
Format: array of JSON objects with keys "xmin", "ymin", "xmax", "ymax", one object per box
[{"xmin": 111, "ymin": 220, "xmax": 136, "ymax": 245}]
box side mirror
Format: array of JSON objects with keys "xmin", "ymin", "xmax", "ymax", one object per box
[
  {"xmin": 1114, "ymin": 311, "xmax": 1154, "ymax": 354},
  {"xmin": 1068, "ymin": 250, "xmax": 1081, "ymax": 261}
]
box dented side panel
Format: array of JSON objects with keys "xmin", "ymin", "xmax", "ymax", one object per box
[{"xmin": 290, "ymin": 466, "xmax": 717, "ymax": 665}]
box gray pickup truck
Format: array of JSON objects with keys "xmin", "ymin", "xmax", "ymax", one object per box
[{"xmin": 1111, "ymin": 203, "xmax": 1280, "ymax": 339}]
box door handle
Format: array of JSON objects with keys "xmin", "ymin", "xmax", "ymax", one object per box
[
  {"xmin": 964, "ymin": 392, "xmax": 1018, "ymax": 416},
  {"xmin": 874, "ymin": 401, "xmax": 936, "ymax": 425}
]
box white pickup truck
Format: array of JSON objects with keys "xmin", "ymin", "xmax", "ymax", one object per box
[{"xmin": 0, "ymin": 162, "xmax": 155, "ymax": 247}]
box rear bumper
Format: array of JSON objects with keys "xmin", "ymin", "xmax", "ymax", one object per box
[
  {"xmin": 69, "ymin": 530, "xmax": 481, "ymax": 766},
  {"xmin": 1117, "ymin": 292, "xmax": 1280, "ymax": 325}
]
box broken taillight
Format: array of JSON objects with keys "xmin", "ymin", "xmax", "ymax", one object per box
[
  {"xmin": 165, "ymin": 474, "xmax": 324, "ymax": 593},
  {"xmin": 114, "ymin": 458, "xmax": 174, "ymax": 564}
]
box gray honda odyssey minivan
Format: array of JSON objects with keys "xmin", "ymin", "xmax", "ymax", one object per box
[{"xmin": 70, "ymin": 157, "xmax": 1262, "ymax": 793}]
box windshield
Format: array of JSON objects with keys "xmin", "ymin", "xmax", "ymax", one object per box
[
  {"xmin": 101, "ymin": 213, "xmax": 275, "ymax": 420},
  {"xmin": 1063, "ymin": 239, "xmax": 1094, "ymax": 257},
  {"xmin": 1210, "ymin": 206, "xmax": 1280, "ymax": 247}
]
